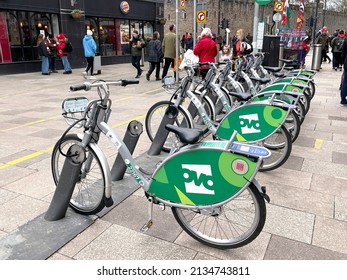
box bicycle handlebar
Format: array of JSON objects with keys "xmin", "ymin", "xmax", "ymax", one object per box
[{"xmin": 69, "ymin": 79, "xmax": 139, "ymax": 92}]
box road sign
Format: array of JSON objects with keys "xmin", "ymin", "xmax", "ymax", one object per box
[
  {"xmin": 179, "ymin": 0, "xmax": 186, "ymax": 9},
  {"xmin": 255, "ymin": 0, "xmax": 272, "ymax": 5},
  {"xmin": 196, "ymin": 11, "xmax": 207, "ymax": 23},
  {"xmin": 274, "ymin": 1, "xmax": 284, "ymax": 12},
  {"xmin": 273, "ymin": 12, "xmax": 282, "ymax": 22}
]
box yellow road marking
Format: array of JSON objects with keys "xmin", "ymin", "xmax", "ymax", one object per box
[
  {"xmin": 0, "ymin": 115, "xmax": 61, "ymax": 133},
  {"xmin": 0, "ymin": 147, "xmax": 53, "ymax": 169},
  {"xmin": 0, "ymin": 88, "xmax": 162, "ymax": 169},
  {"xmin": 314, "ymin": 138, "xmax": 324, "ymax": 150}
]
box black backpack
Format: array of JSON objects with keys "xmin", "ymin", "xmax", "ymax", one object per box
[
  {"xmin": 336, "ymin": 38, "xmax": 344, "ymax": 52},
  {"xmin": 64, "ymin": 42, "xmax": 73, "ymax": 53}
]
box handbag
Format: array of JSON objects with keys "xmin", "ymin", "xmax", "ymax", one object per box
[{"xmin": 179, "ymin": 49, "xmax": 199, "ymax": 70}]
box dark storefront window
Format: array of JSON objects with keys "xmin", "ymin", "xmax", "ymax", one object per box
[
  {"xmin": 0, "ymin": 10, "xmax": 58, "ymax": 63},
  {"xmin": 85, "ymin": 17, "xmax": 154, "ymax": 57}
]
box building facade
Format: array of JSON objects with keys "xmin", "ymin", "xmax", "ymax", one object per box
[{"xmin": 0, "ymin": 0, "xmax": 164, "ymax": 74}]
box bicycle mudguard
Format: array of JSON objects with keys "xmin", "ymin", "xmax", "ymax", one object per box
[
  {"xmin": 259, "ymin": 83, "xmax": 304, "ymax": 94},
  {"xmin": 148, "ymin": 141, "xmax": 264, "ymax": 206},
  {"xmin": 272, "ymin": 78, "xmax": 309, "ymax": 87},
  {"xmin": 215, "ymin": 103, "xmax": 288, "ymax": 142}
]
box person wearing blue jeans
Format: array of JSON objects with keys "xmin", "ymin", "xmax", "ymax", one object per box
[
  {"xmin": 340, "ymin": 37, "xmax": 347, "ymax": 106},
  {"xmin": 130, "ymin": 30, "xmax": 145, "ymax": 78},
  {"xmin": 56, "ymin": 33, "xmax": 72, "ymax": 74},
  {"xmin": 37, "ymin": 34, "xmax": 50, "ymax": 75}
]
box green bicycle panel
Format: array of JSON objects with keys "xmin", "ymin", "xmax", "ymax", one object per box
[
  {"xmin": 252, "ymin": 92, "xmax": 297, "ymax": 105},
  {"xmin": 148, "ymin": 147, "xmax": 258, "ymax": 206},
  {"xmin": 259, "ymin": 83, "xmax": 304, "ymax": 94},
  {"xmin": 216, "ymin": 104, "xmax": 287, "ymax": 142},
  {"xmin": 272, "ymin": 78, "xmax": 308, "ymax": 87}
]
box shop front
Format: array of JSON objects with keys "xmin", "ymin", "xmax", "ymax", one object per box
[{"xmin": 0, "ymin": 0, "xmax": 164, "ymax": 75}]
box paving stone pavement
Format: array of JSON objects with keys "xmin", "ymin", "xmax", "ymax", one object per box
[{"xmin": 1, "ymin": 54, "xmax": 347, "ymax": 261}]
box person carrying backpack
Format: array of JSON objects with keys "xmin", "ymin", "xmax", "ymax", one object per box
[
  {"xmin": 331, "ymin": 30, "xmax": 345, "ymax": 71},
  {"xmin": 56, "ymin": 33, "xmax": 72, "ymax": 74}
]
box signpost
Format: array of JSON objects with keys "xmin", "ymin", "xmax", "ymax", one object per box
[{"xmin": 273, "ymin": 12, "xmax": 282, "ymax": 35}]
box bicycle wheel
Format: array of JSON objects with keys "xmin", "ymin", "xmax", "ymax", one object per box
[
  {"xmin": 307, "ymin": 80, "xmax": 315, "ymax": 99},
  {"xmin": 294, "ymin": 101, "xmax": 305, "ymax": 124},
  {"xmin": 259, "ymin": 126, "xmax": 292, "ymax": 172},
  {"xmin": 283, "ymin": 110, "xmax": 301, "ymax": 143},
  {"xmin": 51, "ymin": 134, "xmax": 106, "ymax": 215},
  {"xmin": 145, "ymin": 101, "xmax": 193, "ymax": 152},
  {"xmin": 299, "ymin": 90, "xmax": 311, "ymax": 115},
  {"xmin": 172, "ymin": 183, "xmax": 266, "ymax": 249}
]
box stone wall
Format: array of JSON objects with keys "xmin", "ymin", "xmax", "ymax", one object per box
[{"xmin": 163, "ymin": 0, "xmax": 347, "ymax": 38}]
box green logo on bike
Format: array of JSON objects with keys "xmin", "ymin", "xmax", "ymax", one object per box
[
  {"xmin": 216, "ymin": 104, "xmax": 287, "ymax": 142},
  {"xmin": 148, "ymin": 149, "xmax": 258, "ymax": 205}
]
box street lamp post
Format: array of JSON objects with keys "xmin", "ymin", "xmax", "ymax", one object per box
[{"xmin": 312, "ymin": 0, "xmax": 320, "ymax": 43}]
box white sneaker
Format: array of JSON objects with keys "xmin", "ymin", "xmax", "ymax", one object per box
[
  {"xmin": 89, "ymin": 76, "xmax": 96, "ymax": 80},
  {"xmin": 82, "ymin": 71, "xmax": 87, "ymax": 79}
]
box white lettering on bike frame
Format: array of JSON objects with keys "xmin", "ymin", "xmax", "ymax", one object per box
[
  {"xmin": 239, "ymin": 113, "xmax": 261, "ymax": 134},
  {"xmin": 182, "ymin": 164, "xmax": 215, "ymax": 195}
]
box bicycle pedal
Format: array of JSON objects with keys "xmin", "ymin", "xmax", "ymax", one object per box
[{"xmin": 140, "ymin": 220, "xmax": 153, "ymax": 233}]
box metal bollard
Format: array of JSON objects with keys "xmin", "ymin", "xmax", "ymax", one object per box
[
  {"xmin": 279, "ymin": 44, "xmax": 284, "ymax": 68},
  {"xmin": 44, "ymin": 144, "xmax": 84, "ymax": 221},
  {"xmin": 311, "ymin": 44, "xmax": 322, "ymax": 71},
  {"xmin": 111, "ymin": 120, "xmax": 143, "ymax": 181},
  {"xmin": 147, "ymin": 105, "xmax": 178, "ymax": 156}
]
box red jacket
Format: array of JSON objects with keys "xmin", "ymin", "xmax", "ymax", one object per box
[{"xmin": 193, "ymin": 36, "xmax": 217, "ymax": 68}]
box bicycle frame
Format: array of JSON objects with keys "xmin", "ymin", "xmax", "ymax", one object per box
[{"xmin": 70, "ymin": 80, "xmax": 270, "ymax": 211}]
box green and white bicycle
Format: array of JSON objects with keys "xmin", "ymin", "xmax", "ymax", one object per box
[{"xmin": 51, "ymin": 79, "xmax": 271, "ymax": 249}]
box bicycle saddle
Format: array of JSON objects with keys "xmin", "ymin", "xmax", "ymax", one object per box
[
  {"xmin": 263, "ymin": 66, "xmax": 282, "ymax": 73},
  {"xmin": 228, "ymin": 91, "xmax": 253, "ymax": 102},
  {"xmin": 249, "ymin": 76, "xmax": 271, "ymax": 84},
  {"xmin": 273, "ymin": 72, "xmax": 285, "ymax": 78},
  {"xmin": 165, "ymin": 124, "xmax": 204, "ymax": 145}
]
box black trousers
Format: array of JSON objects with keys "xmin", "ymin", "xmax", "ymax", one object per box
[
  {"xmin": 148, "ymin": 61, "xmax": 161, "ymax": 78},
  {"xmin": 85, "ymin": 56, "xmax": 94, "ymax": 75},
  {"xmin": 162, "ymin": 57, "xmax": 175, "ymax": 79}
]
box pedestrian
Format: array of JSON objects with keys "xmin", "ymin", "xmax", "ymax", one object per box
[
  {"xmin": 181, "ymin": 34, "xmax": 186, "ymax": 51},
  {"xmin": 37, "ymin": 34, "xmax": 50, "ymax": 75},
  {"xmin": 130, "ymin": 30, "xmax": 145, "ymax": 78},
  {"xmin": 331, "ymin": 30, "xmax": 345, "ymax": 71},
  {"xmin": 219, "ymin": 45, "xmax": 232, "ymax": 63},
  {"xmin": 232, "ymin": 29, "xmax": 253, "ymax": 57},
  {"xmin": 316, "ymin": 26, "xmax": 331, "ymax": 66},
  {"xmin": 299, "ymin": 36, "xmax": 310, "ymax": 69},
  {"xmin": 193, "ymin": 27, "xmax": 217, "ymax": 79},
  {"xmin": 146, "ymin": 31, "xmax": 163, "ymax": 81},
  {"xmin": 162, "ymin": 24, "xmax": 176, "ymax": 80},
  {"xmin": 56, "ymin": 33, "xmax": 72, "ymax": 74},
  {"xmin": 185, "ymin": 33, "xmax": 193, "ymax": 50},
  {"xmin": 340, "ymin": 36, "xmax": 347, "ymax": 106},
  {"xmin": 82, "ymin": 29, "xmax": 97, "ymax": 79},
  {"xmin": 45, "ymin": 34, "xmax": 58, "ymax": 73}
]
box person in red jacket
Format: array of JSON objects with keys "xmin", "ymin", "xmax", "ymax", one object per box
[
  {"xmin": 299, "ymin": 36, "xmax": 310, "ymax": 69},
  {"xmin": 193, "ymin": 27, "xmax": 217, "ymax": 79},
  {"xmin": 56, "ymin": 33, "xmax": 72, "ymax": 74}
]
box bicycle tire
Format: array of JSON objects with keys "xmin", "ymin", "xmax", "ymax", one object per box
[
  {"xmin": 172, "ymin": 182, "xmax": 266, "ymax": 249},
  {"xmin": 307, "ymin": 80, "xmax": 315, "ymax": 99},
  {"xmin": 299, "ymin": 90, "xmax": 311, "ymax": 115},
  {"xmin": 51, "ymin": 133, "xmax": 106, "ymax": 215},
  {"xmin": 259, "ymin": 125, "xmax": 292, "ymax": 172},
  {"xmin": 283, "ymin": 110, "xmax": 301, "ymax": 143},
  {"xmin": 294, "ymin": 101, "xmax": 305, "ymax": 124},
  {"xmin": 145, "ymin": 101, "xmax": 194, "ymax": 152}
]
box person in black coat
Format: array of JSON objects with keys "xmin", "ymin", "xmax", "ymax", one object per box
[
  {"xmin": 37, "ymin": 34, "xmax": 50, "ymax": 75},
  {"xmin": 340, "ymin": 37, "xmax": 347, "ymax": 105},
  {"xmin": 146, "ymin": 31, "xmax": 163, "ymax": 81}
]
